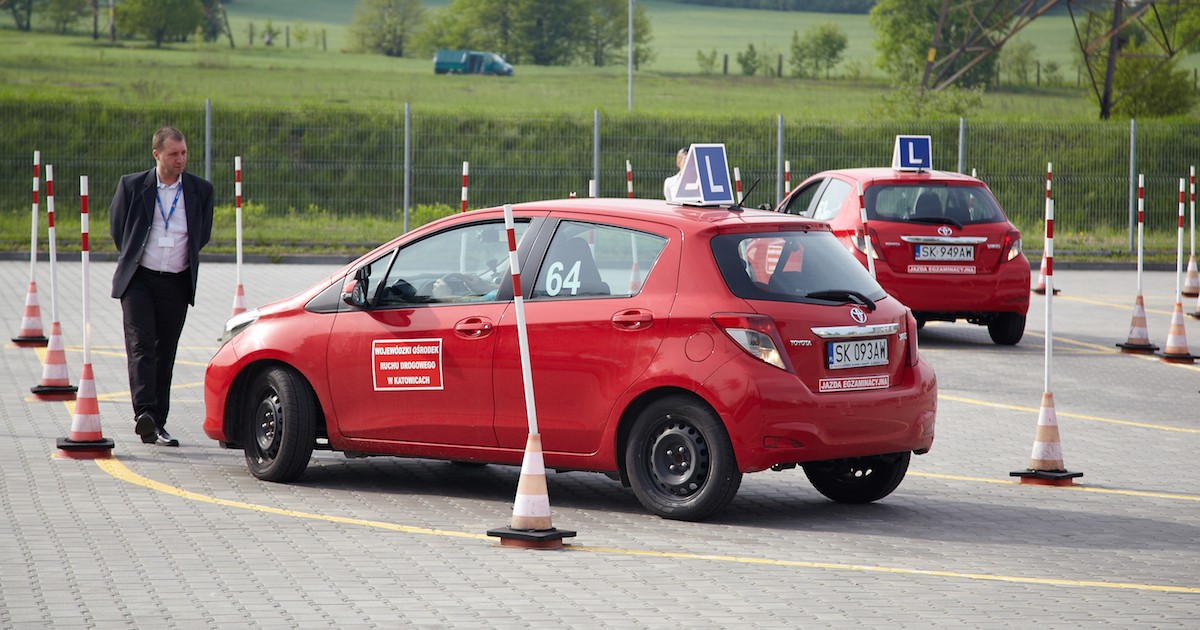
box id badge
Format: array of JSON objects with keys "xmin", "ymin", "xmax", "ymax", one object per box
[{"xmin": 158, "ymin": 236, "xmax": 175, "ymax": 247}]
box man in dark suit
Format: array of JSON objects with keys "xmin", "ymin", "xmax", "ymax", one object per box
[{"xmin": 109, "ymin": 127, "xmax": 214, "ymax": 447}]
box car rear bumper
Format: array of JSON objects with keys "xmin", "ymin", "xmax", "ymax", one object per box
[{"xmin": 876, "ymin": 257, "xmax": 1030, "ymax": 315}]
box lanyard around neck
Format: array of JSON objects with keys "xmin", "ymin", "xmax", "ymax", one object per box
[{"xmin": 156, "ymin": 185, "xmax": 183, "ymax": 233}]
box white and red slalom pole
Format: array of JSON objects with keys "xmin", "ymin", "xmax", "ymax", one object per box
[
  {"xmin": 487, "ymin": 204, "xmax": 575, "ymax": 549},
  {"xmin": 626, "ymin": 160, "xmax": 634, "ymax": 198},
  {"xmin": 32, "ymin": 164, "xmax": 77, "ymax": 399},
  {"xmin": 231, "ymin": 156, "xmax": 247, "ymax": 316},
  {"xmin": 588, "ymin": 179, "xmax": 596, "ymax": 198},
  {"xmin": 734, "ymin": 167, "xmax": 743, "ymax": 203},
  {"xmin": 784, "ymin": 160, "xmax": 791, "ymax": 194},
  {"xmin": 1011, "ymin": 198, "xmax": 1081, "ymax": 485},
  {"xmin": 1117, "ymin": 174, "xmax": 1157, "ymax": 354},
  {"xmin": 1159, "ymin": 178, "xmax": 1197, "ymax": 363},
  {"xmin": 857, "ymin": 180, "xmax": 876, "ymax": 278},
  {"xmin": 1185, "ymin": 166, "xmax": 1199, "ymax": 297},
  {"xmin": 14, "ymin": 150, "xmax": 47, "ymax": 347},
  {"xmin": 1033, "ymin": 162, "xmax": 1059, "ymax": 295},
  {"xmin": 460, "ymin": 161, "xmax": 469, "ymax": 213},
  {"xmin": 57, "ymin": 175, "xmax": 114, "ymax": 458}
]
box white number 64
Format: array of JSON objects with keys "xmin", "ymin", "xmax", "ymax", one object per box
[{"xmin": 545, "ymin": 261, "xmax": 582, "ymax": 296}]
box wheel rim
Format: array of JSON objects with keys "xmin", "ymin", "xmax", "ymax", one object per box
[
  {"xmin": 646, "ymin": 418, "xmax": 709, "ymax": 497},
  {"xmin": 252, "ymin": 388, "xmax": 282, "ymax": 457},
  {"xmin": 832, "ymin": 460, "xmax": 876, "ymax": 482}
]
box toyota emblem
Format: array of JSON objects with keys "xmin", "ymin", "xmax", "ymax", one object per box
[
  {"xmin": 849, "ymin": 307, "xmax": 867, "ymax": 324},
  {"xmin": 937, "ymin": 225, "xmax": 953, "ymax": 236}
]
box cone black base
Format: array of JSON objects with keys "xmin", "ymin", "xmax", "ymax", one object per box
[
  {"xmin": 1031, "ymin": 288, "xmax": 1061, "ymax": 295},
  {"xmin": 56, "ymin": 437, "xmax": 114, "ymax": 459},
  {"xmin": 1188, "ymin": 311, "xmax": 1200, "ymax": 319},
  {"xmin": 1116, "ymin": 342, "xmax": 1158, "ymax": 354},
  {"xmin": 12, "ymin": 335, "xmax": 48, "ymax": 347},
  {"xmin": 31, "ymin": 384, "xmax": 78, "ymax": 400},
  {"xmin": 487, "ymin": 527, "xmax": 576, "ymax": 549},
  {"xmin": 1010, "ymin": 469, "xmax": 1082, "ymax": 486},
  {"xmin": 1157, "ymin": 351, "xmax": 1199, "ymax": 364}
]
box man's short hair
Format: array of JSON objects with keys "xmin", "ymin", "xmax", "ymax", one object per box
[{"xmin": 152, "ymin": 127, "xmax": 186, "ymax": 152}]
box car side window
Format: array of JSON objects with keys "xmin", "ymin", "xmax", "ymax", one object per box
[
  {"xmin": 531, "ymin": 221, "xmax": 667, "ymax": 299},
  {"xmin": 811, "ymin": 178, "xmax": 852, "ymax": 222},
  {"xmin": 374, "ymin": 220, "xmax": 528, "ymax": 306},
  {"xmin": 781, "ymin": 180, "xmax": 823, "ymax": 216}
]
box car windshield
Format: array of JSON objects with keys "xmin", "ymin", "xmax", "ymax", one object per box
[
  {"xmin": 712, "ymin": 230, "xmax": 886, "ymax": 305},
  {"xmin": 867, "ymin": 184, "xmax": 1006, "ymax": 226}
]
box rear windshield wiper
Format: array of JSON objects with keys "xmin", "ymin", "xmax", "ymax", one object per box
[
  {"xmin": 906, "ymin": 215, "xmax": 963, "ymax": 230},
  {"xmin": 804, "ymin": 289, "xmax": 876, "ymax": 312}
]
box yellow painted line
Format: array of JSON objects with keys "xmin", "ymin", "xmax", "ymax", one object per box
[
  {"xmin": 88, "ymin": 458, "xmax": 1200, "ymax": 595},
  {"xmin": 909, "ymin": 472, "xmax": 1200, "ymax": 501},
  {"xmin": 939, "ymin": 393, "xmax": 1200, "ymax": 433},
  {"xmin": 1056, "ymin": 294, "xmax": 1174, "ymax": 316}
]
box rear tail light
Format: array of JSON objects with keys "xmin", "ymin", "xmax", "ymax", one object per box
[
  {"xmin": 905, "ymin": 310, "xmax": 920, "ymax": 366},
  {"xmin": 1001, "ymin": 229, "xmax": 1022, "ymax": 262},
  {"xmin": 712, "ymin": 313, "xmax": 792, "ymax": 372},
  {"xmin": 852, "ymin": 228, "xmax": 885, "ymax": 262}
]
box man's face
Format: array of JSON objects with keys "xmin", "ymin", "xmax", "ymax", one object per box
[
  {"xmin": 154, "ymin": 137, "xmax": 188, "ymax": 183},
  {"xmin": 676, "ymin": 152, "xmax": 687, "ymax": 170}
]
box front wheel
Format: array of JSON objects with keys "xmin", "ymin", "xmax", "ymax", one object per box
[
  {"xmin": 243, "ymin": 366, "xmax": 317, "ymax": 482},
  {"xmin": 988, "ymin": 312, "xmax": 1026, "ymax": 345},
  {"xmin": 624, "ymin": 396, "xmax": 741, "ymax": 521},
  {"xmin": 802, "ymin": 452, "xmax": 911, "ymax": 503}
]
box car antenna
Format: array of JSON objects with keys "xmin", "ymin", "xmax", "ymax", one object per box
[{"xmin": 729, "ymin": 178, "xmax": 760, "ymax": 212}]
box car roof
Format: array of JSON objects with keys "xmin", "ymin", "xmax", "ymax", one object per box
[
  {"xmin": 498, "ymin": 198, "xmax": 831, "ymax": 233},
  {"xmin": 810, "ymin": 167, "xmax": 983, "ymax": 187}
]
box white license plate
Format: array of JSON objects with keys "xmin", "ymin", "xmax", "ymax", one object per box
[
  {"xmin": 914, "ymin": 244, "xmax": 974, "ymax": 261},
  {"xmin": 827, "ymin": 338, "xmax": 889, "ymax": 370}
]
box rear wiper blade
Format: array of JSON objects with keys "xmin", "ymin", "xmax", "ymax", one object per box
[
  {"xmin": 907, "ymin": 216, "xmax": 963, "ymax": 230},
  {"xmin": 804, "ymin": 289, "xmax": 876, "ymax": 312}
]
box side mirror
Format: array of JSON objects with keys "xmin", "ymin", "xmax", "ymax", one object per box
[{"xmin": 341, "ymin": 266, "xmax": 370, "ymax": 308}]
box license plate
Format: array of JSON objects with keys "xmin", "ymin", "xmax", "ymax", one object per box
[
  {"xmin": 914, "ymin": 244, "xmax": 974, "ymax": 261},
  {"xmin": 827, "ymin": 338, "xmax": 889, "ymax": 370}
]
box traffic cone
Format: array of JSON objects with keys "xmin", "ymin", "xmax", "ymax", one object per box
[
  {"xmin": 1185, "ymin": 256, "xmax": 1200, "ymax": 297},
  {"xmin": 231, "ymin": 283, "xmax": 246, "ymax": 316},
  {"xmin": 1010, "ymin": 392, "xmax": 1082, "ymax": 486},
  {"xmin": 1115, "ymin": 294, "xmax": 1158, "ymax": 354},
  {"xmin": 1158, "ymin": 302, "xmax": 1198, "ymax": 364},
  {"xmin": 12, "ymin": 280, "xmax": 48, "ymax": 346},
  {"xmin": 31, "ymin": 321, "xmax": 76, "ymax": 400},
  {"xmin": 56, "ymin": 363, "xmax": 114, "ymax": 459},
  {"xmin": 487, "ymin": 433, "xmax": 575, "ymax": 549},
  {"xmin": 1031, "ymin": 256, "xmax": 1060, "ymax": 295},
  {"xmin": 1192, "ymin": 290, "xmax": 1200, "ymax": 320}
]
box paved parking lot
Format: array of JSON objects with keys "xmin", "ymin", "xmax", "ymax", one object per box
[{"xmin": 2, "ymin": 256, "xmax": 1198, "ymax": 628}]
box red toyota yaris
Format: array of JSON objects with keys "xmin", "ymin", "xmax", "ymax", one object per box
[
  {"xmin": 777, "ymin": 168, "xmax": 1031, "ymax": 345},
  {"xmin": 205, "ymin": 199, "xmax": 937, "ymax": 521}
]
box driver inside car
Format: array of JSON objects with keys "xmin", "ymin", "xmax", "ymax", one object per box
[{"xmin": 430, "ymin": 272, "xmax": 498, "ymax": 302}]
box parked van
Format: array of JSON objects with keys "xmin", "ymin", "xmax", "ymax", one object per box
[{"xmin": 433, "ymin": 49, "xmax": 513, "ymax": 76}]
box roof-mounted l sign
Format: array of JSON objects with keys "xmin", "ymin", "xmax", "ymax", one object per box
[
  {"xmin": 892, "ymin": 135, "xmax": 932, "ymax": 172},
  {"xmin": 671, "ymin": 143, "xmax": 736, "ymax": 206}
]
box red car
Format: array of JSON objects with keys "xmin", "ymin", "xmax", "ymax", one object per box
[
  {"xmin": 205, "ymin": 199, "xmax": 937, "ymax": 521},
  {"xmin": 777, "ymin": 168, "xmax": 1030, "ymax": 345}
]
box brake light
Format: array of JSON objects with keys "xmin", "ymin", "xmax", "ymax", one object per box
[
  {"xmin": 852, "ymin": 228, "xmax": 885, "ymax": 262},
  {"xmin": 905, "ymin": 310, "xmax": 920, "ymax": 366},
  {"xmin": 712, "ymin": 313, "xmax": 792, "ymax": 372},
  {"xmin": 1001, "ymin": 229, "xmax": 1022, "ymax": 262}
]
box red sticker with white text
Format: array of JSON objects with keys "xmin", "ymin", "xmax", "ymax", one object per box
[
  {"xmin": 818, "ymin": 375, "xmax": 889, "ymax": 393},
  {"xmin": 907, "ymin": 264, "xmax": 976, "ymax": 275},
  {"xmin": 373, "ymin": 338, "xmax": 443, "ymax": 391}
]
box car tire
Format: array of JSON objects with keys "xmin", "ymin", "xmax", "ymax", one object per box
[
  {"xmin": 243, "ymin": 366, "xmax": 317, "ymax": 483},
  {"xmin": 987, "ymin": 312, "xmax": 1025, "ymax": 345},
  {"xmin": 625, "ymin": 396, "xmax": 742, "ymax": 521},
  {"xmin": 802, "ymin": 451, "xmax": 910, "ymax": 504}
]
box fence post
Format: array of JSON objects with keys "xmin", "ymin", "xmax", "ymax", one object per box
[
  {"xmin": 204, "ymin": 98, "xmax": 212, "ymax": 182},
  {"xmin": 776, "ymin": 114, "xmax": 784, "ymax": 205},
  {"xmin": 957, "ymin": 116, "xmax": 965, "ymax": 174},
  {"xmin": 593, "ymin": 110, "xmax": 600, "ymax": 197},
  {"xmin": 404, "ymin": 102, "xmax": 411, "ymax": 233},
  {"xmin": 1128, "ymin": 118, "xmax": 1137, "ymax": 254}
]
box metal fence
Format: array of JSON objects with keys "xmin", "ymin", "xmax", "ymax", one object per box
[{"xmin": 3, "ymin": 100, "xmax": 1199, "ymax": 251}]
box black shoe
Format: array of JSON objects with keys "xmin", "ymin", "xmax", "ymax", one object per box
[
  {"xmin": 135, "ymin": 413, "xmax": 157, "ymax": 444},
  {"xmin": 153, "ymin": 428, "xmax": 179, "ymax": 447}
]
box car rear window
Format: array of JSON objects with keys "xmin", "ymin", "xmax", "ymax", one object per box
[
  {"xmin": 712, "ymin": 230, "xmax": 886, "ymax": 304},
  {"xmin": 868, "ymin": 184, "xmax": 1006, "ymax": 226}
]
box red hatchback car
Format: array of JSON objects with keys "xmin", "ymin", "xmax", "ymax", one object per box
[
  {"xmin": 777, "ymin": 168, "xmax": 1030, "ymax": 345},
  {"xmin": 205, "ymin": 199, "xmax": 937, "ymax": 521}
]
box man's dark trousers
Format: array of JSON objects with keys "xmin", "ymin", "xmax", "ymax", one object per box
[{"xmin": 121, "ymin": 266, "xmax": 191, "ymax": 429}]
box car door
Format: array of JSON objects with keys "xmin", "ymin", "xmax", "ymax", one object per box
[
  {"xmin": 491, "ymin": 217, "xmax": 676, "ymax": 455},
  {"xmin": 326, "ymin": 220, "xmax": 527, "ymax": 445}
]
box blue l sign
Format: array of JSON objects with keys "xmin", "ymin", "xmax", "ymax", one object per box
[
  {"xmin": 892, "ymin": 135, "xmax": 932, "ymax": 171},
  {"xmin": 671, "ymin": 143, "xmax": 736, "ymax": 205}
]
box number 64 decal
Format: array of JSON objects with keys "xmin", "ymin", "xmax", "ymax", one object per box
[{"xmin": 545, "ymin": 260, "xmax": 582, "ymax": 296}]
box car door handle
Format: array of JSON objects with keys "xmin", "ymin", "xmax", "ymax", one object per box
[
  {"xmin": 454, "ymin": 317, "xmax": 494, "ymax": 338},
  {"xmin": 611, "ymin": 309, "xmax": 653, "ymax": 331}
]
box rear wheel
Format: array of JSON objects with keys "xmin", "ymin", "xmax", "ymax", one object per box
[
  {"xmin": 803, "ymin": 452, "xmax": 910, "ymax": 503},
  {"xmin": 243, "ymin": 366, "xmax": 317, "ymax": 482},
  {"xmin": 625, "ymin": 396, "xmax": 741, "ymax": 521},
  {"xmin": 987, "ymin": 312, "xmax": 1025, "ymax": 345}
]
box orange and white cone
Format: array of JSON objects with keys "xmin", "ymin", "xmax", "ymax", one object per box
[
  {"xmin": 1010, "ymin": 392, "xmax": 1081, "ymax": 485},
  {"xmin": 31, "ymin": 321, "xmax": 76, "ymax": 400},
  {"xmin": 1115, "ymin": 294, "xmax": 1158, "ymax": 354},
  {"xmin": 1185, "ymin": 256, "xmax": 1200, "ymax": 297},
  {"xmin": 1031, "ymin": 256, "xmax": 1059, "ymax": 295},
  {"xmin": 56, "ymin": 363, "xmax": 114, "ymax": 458},
  {"xmin": 487, "ymin": 433, "xmax": 575, "ymax": 548},
  {"xmin": 12, "ymin": 280, "xmax": 48, "ymax": 346},
  {"xmin": 231, "ymin": 283, "xmax": 247, "ymax": 316},
  {"xmin": 1158, "ymin": 302, "xmax": 1197, "ymax": 363}
]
